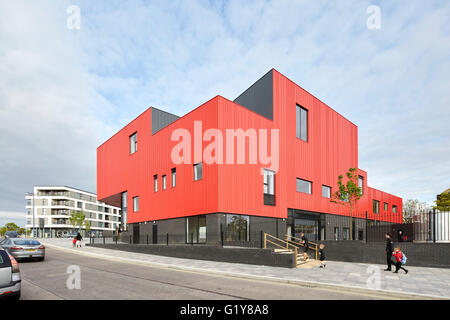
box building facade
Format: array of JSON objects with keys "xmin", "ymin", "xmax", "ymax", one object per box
[
  {"xmin": 97, "ymin": 69, "xmax": 403, "ymax": 245},
  {"xmin": 25, "ymin": 186, "xmax": 122, "ymax": 238}
]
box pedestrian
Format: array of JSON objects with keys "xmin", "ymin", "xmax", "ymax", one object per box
[
  {"xmin": 318, "ymin": 243, "xmax": 326, "ymax": 268},
  {"xmin": 76, "ymin": 232, "xmax": 83, "ymax": 248},
  {"xmin": 392, "ymin": 247, "xmax": 408, "ymax": 274},
  {"xmin": 384, "ymin": 233, "xmax": 394, "ymax": 271},
  {"xmin": 299, "ymin": 232, "xmax": 309, "ymax": 261},
  {"xmin": 72, "ymin": 237, "xmax": 76, "ymax": 247}
]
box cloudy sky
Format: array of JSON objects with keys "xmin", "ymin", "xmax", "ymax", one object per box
[{"xmin": 1, "ymin": 0, "xmax": 449, "ymax": 227}]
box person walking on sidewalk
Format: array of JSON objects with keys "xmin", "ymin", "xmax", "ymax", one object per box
[
  {"xmin": 318, "ymin": 243, "xmax": 326, "ymax": 268},
  {"xmin": 76, "ymin": 232, "xmax": 83, "ymax": 248},
  {"xmin": 299, "ymin": 232, "xmax": 309, "ymax": 261},
  {"xmin": 385, "ymin": 233, "xmax": 394, "ymax": 271},
  {"xmin": 392, "ymin": 247, "xmax": 408, "ymax": 274}
]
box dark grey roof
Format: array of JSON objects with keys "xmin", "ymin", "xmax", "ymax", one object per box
[{"xmin": 233, "ymin": 69, "xmax": 274, "ymax": 120}]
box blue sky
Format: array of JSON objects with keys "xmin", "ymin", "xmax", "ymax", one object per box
[{"xmin": 1, "ymin": 0, "xmax": 449, "ymax": 227}]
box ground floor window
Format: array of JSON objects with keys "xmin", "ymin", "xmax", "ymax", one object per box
[
  {"xmin": 186, "ymin": 215, "xmax": 206, "ymax": 243},
  {"xmin": 343, "ymin": 227, "xmax": 350, "ymax": 240},
  {"xmin": 293, "ymin": 218, "xmax": 318, "ymax": 241},
  {"xmin": 334, "ymin": 227, "xmax": 339, "ymax": 240},
  {"xmin": 226, "ymin": 215, "xmax": 249, "ymax": 241}
]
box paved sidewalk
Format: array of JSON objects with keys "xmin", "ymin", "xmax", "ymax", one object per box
[{"xmin": 41, "ymin": 238, "xmax": 450, "ymax": 299}]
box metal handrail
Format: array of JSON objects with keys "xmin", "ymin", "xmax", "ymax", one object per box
[{"xmin": 285, "ymin": 234, "xmax": 319, "ymax": 260}]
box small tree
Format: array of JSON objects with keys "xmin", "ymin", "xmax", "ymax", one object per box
[
  {"xmin": 434, "ymin": 189, "xmax": 450, "ymax": 211},
  {"xmin": 330, "ymin": 168, "xmax": 362, "ymax": 240},
  {"xmin": 403, "ymin": 199, "xmax": 419, "ymax": 223},
  {"xmin": 0, "ymin": 222, "xmax": 22, "ymax": 236},
  {"xmin": 68, "ymin": 210, "xmax": 89, "ymax": 235}
]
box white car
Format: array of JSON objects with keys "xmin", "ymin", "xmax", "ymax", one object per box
[{"xmin": 0, "ymin": 248, "xmax": 21, "ymax": 300}]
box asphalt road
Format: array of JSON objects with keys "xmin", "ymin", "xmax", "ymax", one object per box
[{"xmin": 18, "ymin": 247, "xmax": 394, "ymax": 300}]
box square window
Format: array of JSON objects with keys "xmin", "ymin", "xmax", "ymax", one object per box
[{"xmin": 297, "ymin": 178, "xmax": 312, "ymax": 194}]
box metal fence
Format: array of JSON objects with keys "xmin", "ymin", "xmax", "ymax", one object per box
[{"xmin": 365, "ymin": 209, "xmax": 450, "ymax": 243}]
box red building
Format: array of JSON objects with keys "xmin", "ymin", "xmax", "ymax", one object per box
[{"xmin": 97, "ymin": 69, "xmax": 402, "ymax": 244}]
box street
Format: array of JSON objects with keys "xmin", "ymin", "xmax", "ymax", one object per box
[{"xmin": 18, "ymin": 247, "xmax": 392, "ymax": 300}]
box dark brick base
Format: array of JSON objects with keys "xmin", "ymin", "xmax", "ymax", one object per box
[
  {"xmin": 88, "ymin": 243, "xmax": 296, "ymax": 268},
  {"xmin": 320, "ymin": 241, "xmax": 450, "ymax": 268}
]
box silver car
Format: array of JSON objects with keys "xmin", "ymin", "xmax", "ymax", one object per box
[
  {"xmin": 0, "ymin": 248, "xmax": 21, "ymax": 300},
  {"xmin": 0, "ymin": 238, "xmax": 45, "ymax": 261}
]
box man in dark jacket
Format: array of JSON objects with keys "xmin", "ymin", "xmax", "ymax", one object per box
[{"xmin": 385, "ymin": 233, "xmax": 394, "ymax": 271}]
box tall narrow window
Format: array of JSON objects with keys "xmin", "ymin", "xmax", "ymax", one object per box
[
  {"xmin": 358, "ymin": 176, "xmax": 364, "ymax": 195},
  {"xmin": 393, "ymin": 205, "xmax": 398, "ymax": 214},
  {"xmin": 373, "ymin": 200, "xmax": 380, "ymax": 214},
  {"xmin": 154, "ymin": 175, "xmax": 158, "ymax": 192},
  {"xmin": 171, "ymin": 168, "xmax": 176, "ymax": 187},
  {"xmin": 162, "ymin": 175, "xmax": 167, "ymax": 190},
  {"xmin": 121, "ymin": 192, "xmax": 127, "ymax": 231},
  {"xmin": 133, "ymin": 196, "xmax": 139, "ymax": 212},
  {"xmin": 297, "ymin": 178, "xmax": 312, "ymax": 194},
  {"xmin": 384, "ymin": 202, "xmax": 388, "ymax": 211},
  {"xmin": 130, "ymin": 132, "xmax": 137, "ymax": 154},
  {"xmin": 194, "ymin": 163, "xmax": 202, "ymax": 181},
  {"xmin": 296, "ymin": 104, "xmax": 308, "ymax": 141},
  {"xmin": 263, "ymin": 169, "xmax": 275, "ymax": 205}
]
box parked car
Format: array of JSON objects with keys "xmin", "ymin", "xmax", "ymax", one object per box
[
  {"xmin": 4, "ymin": 231, "xmax": 19, "ymax": 238},
  {"xmin": 0, "ymin": 248, "xmax": 21, "ymax": 300},
  {"xmin": 0, "ymin": 238, "xmax": 45, "ymax": 261}
]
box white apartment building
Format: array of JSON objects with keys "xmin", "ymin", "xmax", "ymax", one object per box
[{"xmin": 25, "ymin": 186, "xmax": 121, "ymax": 238}]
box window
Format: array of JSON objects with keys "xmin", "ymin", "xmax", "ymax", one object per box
[
  {"xmin": 121, "ymin": 192, "xmax": 127, "ymax": 231},
  {"xmin": 384, "ymin": 202, "xmax": 388, "ymax": 211},
  {"xmin": 154, "ymin": 175, "xmax": 158, "ymax": 192},
  {"xmin": 226, "ymin": 215, "xmax": 250, "ymax": 241},
  {"xmin": 263, "ymin": 169, "xmax": 275, "ymax": 195},
  {"xmin": 171, "ymin": 168, "xmax": 176, "ymax": 187},
  {"xmin": 393, "ymin": 205, "xmax": 398, "ymax": 214},
  {"xmin": 263, "ymin": 169, "xmax": 275, "ymax": 205},
  {"xmin": 373, "ymin": 200, "xmax": 380, "ymax": 214},
  {"xmin": 322, "ymin": 185, "xmax": 331, "ymax": 198},
  {"xmin": 186, "ymin": 215, "xmax": 206, "ymax": 243},
  {"xmin": 77, "ymin": 202, "xmax": 82, "ymax": 209},
  {"xmin": 98, "ymin": 214, "xmax": 103, "ymax": 220},
  {"xmin": 358, "ymin": 176, "xmax": 364, "ymax": 195},
  {"xmin": 133, "ymin": 196, "xmax": 139, "ymax": 212},
  {"xmin": 343, "ymin": 228, "xmax": 350, "ymax": 240},
  {"xmin": 130, "ymin": 132, "xmax": 137, "ymax": 154},
  {"xmin": 162, "ymin": 175, "xmax": 167, "ymax": 190},
  {"xmin": 334, "ymin": 227, "xmax": 339, "ymax": 240},
  {"xmin": 297, "ymin": 178, "xmax": 312, "ymax": 194},
  {"xmin": 296, "ymin": 104, "xmax": 308, "ymax": 141},
  {"xmin": 194, "ymin": 163, "xmax": 202, "ymax": 181}
]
